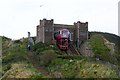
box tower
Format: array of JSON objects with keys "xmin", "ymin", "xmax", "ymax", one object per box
[
  {"xmin": 74, "ymin": 21, "xmax": 88, "ymax": 48},
  {"xmin": 36, "ymin": 18, "xmax": 54, "ymax": 43},
  {"xmin": 36, "ymin": 18, "xmax": 88, "ymax": 47}
]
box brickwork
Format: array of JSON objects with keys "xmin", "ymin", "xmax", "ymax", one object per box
[{"xmin": 36, "ymin": 18, "xmax": 88, "ymax": 47}]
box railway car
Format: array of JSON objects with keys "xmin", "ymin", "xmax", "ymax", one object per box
[{"xmin": 54, "ymin": 29, "xmax": 70, "ymax": 51}]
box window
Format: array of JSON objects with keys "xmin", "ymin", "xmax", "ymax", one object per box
[
  {"xmin": 54, "ymin": 31, "xmax": 59, "ymax": 36},
  {"xmin": 62, "ymin": 30, "xmax": 69, "ymax": 36}
]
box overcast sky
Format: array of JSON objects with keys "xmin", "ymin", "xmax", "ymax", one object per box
[{"xmin": 0, "ymin": 0, "xmax": 119, "ymax": 40}]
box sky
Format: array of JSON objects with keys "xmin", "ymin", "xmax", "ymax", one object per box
[{"xmin": 0, "ymin": 0, "xmax": 119, "ymax": 40}]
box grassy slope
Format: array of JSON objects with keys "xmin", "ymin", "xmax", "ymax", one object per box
[
  {"xmin": 1, "ymin": 36, "xmax": 45, "ymax": 79},
  {"xmin": 89, "ymin": 34, "xmax": 110, "ymax": 55},
  {"xmin": 90, "ymin": 32, "xmax": 120, "ymax": 54},
  {"xmin": 1, "ymin": 31, "xmax": 120, "ymax": 78},
  {"xmin": 89, "ymin": 32, "xmax": 120, "ymax": 65},
  {"xmin": 47, "ymin": 58, "xmax": 118, "ymax": 78},
  {"xmin": 33, "ymin": 42, "xmax": 119, "ymax": 78}
]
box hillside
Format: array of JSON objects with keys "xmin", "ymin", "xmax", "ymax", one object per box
[
  {"xmin": 90, "ymin": 32, "xmax": 120, "ymax": 54},
  {"xmin": 1, "ymin": 36, "xmax": 46, "ymax": 79},
  {"xmin": 1, "ymin": 32, "xmax": 120, "ymax": 79},
  {"xmin": 89, "ymin": 32, "xmax": 120, "ymax": 65}
]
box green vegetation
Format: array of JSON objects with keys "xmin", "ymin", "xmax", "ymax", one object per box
[
  {"xmin": 90, "ymin": 32, "xmax": 120, "ymax": 54},
  {"xmin": 47, "ymin": 58, "xmax": 118, "ymax": 78},
  {"xmin": 36, "ymin": 50, "xmax": 57, "ymax": 66},
  {"xmin": 32, "ymin": 38, "xmax": 119, "ymax": 78},
  {"xmin": 1, "ymin": 36, "xmax": 45, "ymax": 79},
  {"xmin": 1, "ymin": 31, "xmax": 120, "ymax": 78},
  {"xmin": 33, "ymin": 42, "xmax": 58, "ymax": 67},
  {"xmin": 89, "ymin": 34, "xmax": 110, "ymax": 55},
  {"xmin": 88, "ymin": 33, "xmax": 119, "ymax": 65},
  {"xmin": 33, "ymin": 42, "xmax": 58, "ymax": 54},
  {"xmin": 79, "ymin": 61, "xmax": 117, "ymax": 78}
]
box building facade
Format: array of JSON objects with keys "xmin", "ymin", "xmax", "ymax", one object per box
[{"xmin": 36, "ymin": 18, "xmax": 88, "ymax": 47}]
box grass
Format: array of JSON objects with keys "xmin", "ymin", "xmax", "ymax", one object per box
[
  {"xmin": 1, "ymin": 33, "xmax": 119, "ymax": 78},
  {"xmin": 1, "ymin": 37, "xmax": 46, "ymax": 79},
  {"xmin": 90, "ymin": 32, "xmax": 120, "ymax": 54},
  {"xmin": 89, "ymin": 34, "xmax": 110, "ymax": 55},
  {"xmin": 88, "ymin": 34, "xmax": 116, "ymax": 63},
  {"xmin": 78, "ymin": 61, "xmax": 118, "ymax": 78},
  {"xmin": 2, "ymin": 62, "xmax": 44, "ymax": 78},
  {"xmin": 47, "ymin": 58, "xmax": 118, "ymax": 78},
  {"xmin": 89, "ymin": 32, "xmax": 120, "ymax": 65},
  {"xmin": 32, "ymin": 37, "xmax": 119, "ymax": 78}
]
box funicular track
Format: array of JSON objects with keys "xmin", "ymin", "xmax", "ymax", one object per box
[
  {"xmin": 57, "ymin": 43, "xmax": 82, "ymax": 59},
  {"xmin": 68, "ymin": 43, "xmax": 81, "ymax": 55}
]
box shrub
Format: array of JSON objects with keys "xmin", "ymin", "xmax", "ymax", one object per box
[
  {"xmin": 33, "ymin": 42, "xmax": 53, "ymax": 53},
  {"xmin": 38, "ymin": 50, "xmax": 57, "ymax": 66},
  {"xmin": 30, "ymin": 73, "xmax": 44, "ymax": 78},
  {"xmin": 47, "ymin": 58, "xmax": 86, "ymax": 78}
]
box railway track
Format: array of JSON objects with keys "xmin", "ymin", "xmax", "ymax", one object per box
[
  {"xmin": 57, "ymin": 44, "xmax": 82, "ymax": 59},
  {"xmin": 57, "ymin": 44, "xmax": 83, "ymax": 59},
  {"xmin": 56, "ymin": 43, "xmax": 82, "ymax": 59},
  {"xmin": 68, "ymin": 44, "xmax": 81, "ymax": 55}
]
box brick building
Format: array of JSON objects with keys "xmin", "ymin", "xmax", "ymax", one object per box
[{"xmin": 36, "ymin": 18, "xmax": 88, "ymax": 47}]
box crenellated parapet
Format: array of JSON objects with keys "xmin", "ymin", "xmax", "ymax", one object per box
[{"xmin": 36, "ymin": 18, "xmax": 88, "ymax": 48}]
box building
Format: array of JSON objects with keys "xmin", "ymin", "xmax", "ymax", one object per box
[{"xmin": 36, "ymin": 18, "xmax": 88, "ymax": 47}]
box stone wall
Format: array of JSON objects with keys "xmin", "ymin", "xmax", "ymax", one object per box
[
  {"xmin": 43, "ymin": 19, "xmax": 54, "ymax": 43},
  {"xmin": 36, "ymin": 18, "xmax": 88, "ymax": 47}
]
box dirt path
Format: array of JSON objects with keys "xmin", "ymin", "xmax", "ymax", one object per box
[{"xmin": 27, "ymin": 51, "xmax": 51, "ymax": 78}]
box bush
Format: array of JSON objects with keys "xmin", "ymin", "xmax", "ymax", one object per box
[
  {"xmin": 38, "ymin": 50, "xmax": 57, "ymax": 66},
  {"xmin": 47, "ymin": 58, "xmax": 118, "ymax": 78},
  {"xmin": 2, "ymin": 40, "xmax": 28, "ymax": 76},
  {"xmin": 47, "ymin": 58, "xmax": 86, "ymax": 78},
  {"xmin": 30, "ymin": 73, "xmax": 44, "ymax": 78},
  {"xmin": 3, "ymin": 63, "xmax": 11, "ymax": 73},
  {"xmin": 33, "ymin": 42, "xmax": 53, "ymax": 53}
]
